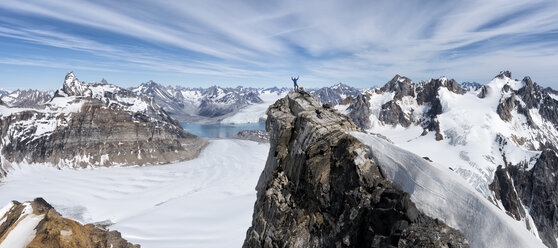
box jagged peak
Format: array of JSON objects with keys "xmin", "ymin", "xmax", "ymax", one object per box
[
  {"xmin": 65, "ymin": 71, "xmax": 76, "ymax": 82},
  {"xmin": 55, "ymin": 72, "xmax": 90, "ymax": 97},
  {"xmin": 390, "ymin": 74, "xmax": 412, "ymax": 83},
  {"xmin": 495, "ymin": 70, "xmax": 512, "ymax": 79},
  {"xmin": 521, "ymin": 76, "xmax": 534, "ymax": 88}
]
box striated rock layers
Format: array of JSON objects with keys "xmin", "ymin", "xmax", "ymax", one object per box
[
  {"xmin": 244, "ymin": 91, "xmax": 467, "ymax": 247},
  {"xmin": 0, "ymin": 72, "xmax": 206, "ymax": 177},
  {"xmin": 0, "ymin": 198, "xmax": 138, "ymax": 248}
]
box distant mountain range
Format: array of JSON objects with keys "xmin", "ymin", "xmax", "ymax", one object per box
[{"xmin": 0, "ymin": 81, "xmax": 366, "ymax": 124}]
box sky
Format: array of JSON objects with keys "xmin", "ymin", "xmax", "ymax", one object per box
[{"xmin": 1, "ymin": 0, "xmax": 558, "ymax": 90}]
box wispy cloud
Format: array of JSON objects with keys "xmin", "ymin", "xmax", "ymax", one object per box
[{"xmin": 0, "ymin": 0, "xmax": 558, "ymax": 89}]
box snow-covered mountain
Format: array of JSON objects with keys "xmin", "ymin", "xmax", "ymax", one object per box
[
  {"xmin": 309, "ymin": 82, "xmax": 361, "ymax": 105},
  {"xmin": 0, "ymin": 72, "xmax": 205, "ymax": 177},
  {"xmin": 132, "ymin": 81, "xmax": 364, "ymax": 124},
  {"xmin": 0, "ymin": 88, "xmax": 10, "ymax": 96},
  {"xmin": 132, "ymin": 81, "xmax": 289, "ymax": 123},
  {"xmin": 0, "ymin": 89, "xmax": 52, "ymax": 107},
  {"xmin": 341, "ymin": 71, "xmax": 558, "ymax": 247}
]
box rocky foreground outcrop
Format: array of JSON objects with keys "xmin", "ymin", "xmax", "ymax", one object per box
[
  {"xmin": 0, "ymin": 198, "xmax": 138, "ymax": 248},
  {"xmin": 244, "ymin": 90, "xmax": 467, "ymax": 247},
  {"xmin": 0, "ymin": 72, "xmax": 206, "ymax": 177}
]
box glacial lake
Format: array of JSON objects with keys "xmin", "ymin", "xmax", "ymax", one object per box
[{"xmin": 181, "ymin": 122, "xmax": 266, "ymax": 138}]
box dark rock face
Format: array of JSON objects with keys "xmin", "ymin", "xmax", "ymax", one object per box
[
  {"xmin": 496, "ymin": 70, "xmax": 512, "ymax": 79},
  {"xmin": 347, "ymin": 94, "xmax": 371, "ymax": 130},
  {"xmin": 493, "ymin": 150, "xmax": 558, "ymax": 248},
  {"xmin": 496, "ymin": 94, "xmax": 516, "ymax": 122},
  {"xmin": 0, "ymin": 198, "xmax": 139, "ymax": 248},
  {"xmin": 244, "ymin": 91, "xmax": 468, "ymax": 247},
  {"xmin": 478, "ymin": 85, "xmax": 489, "ymax": 98},
  {"xmin": 380, "ymin": 75, "xmax": 415, "ymax": 100},
  {"xmin": 379, "ymin": 100, "xmax": 411, "ymax": 128},
  {"xmin": 488, "ymin": 165, "xmax": 525, "ymax": 220}
]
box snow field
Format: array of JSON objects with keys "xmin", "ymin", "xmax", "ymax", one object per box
[{"xmin": 0, "ymin": 139, "xmax": 269, "ymax": 248}]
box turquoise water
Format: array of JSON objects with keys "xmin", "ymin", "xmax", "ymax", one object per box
[{"xmin": 181, "ymin": 122, "xmax": 266, "ymax": 138}]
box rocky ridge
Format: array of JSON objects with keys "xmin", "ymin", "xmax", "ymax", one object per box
[
  {"xmin": 244, "ymin": 90, "xmax": 467, "ymax": 247},
  {"xmin": 0, "ymin": 198, "xmax": 138, "ymax": 248},
  {"xmin": 0, "ymin": 72, "xmax": 206, "ymax": 177}
]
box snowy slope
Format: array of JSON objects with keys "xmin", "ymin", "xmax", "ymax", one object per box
[
  {"xmin": 351, "ymin": 132, "xmax": 544, "ymax": 248},
  {"xmin": 0, "ymin": 139, "xmax": 268, "ymax": 248}
]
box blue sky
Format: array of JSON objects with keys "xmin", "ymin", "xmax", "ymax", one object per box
[{"xmin": 1, "ymin": 0, "xmax": 558, "ymax": 90}]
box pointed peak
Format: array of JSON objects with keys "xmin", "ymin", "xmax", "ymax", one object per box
[
  {"xmin": 65, "ymin": 71, "xmax": 77, "ymax": 83},
  {"xmin": 495, "ymin": 71, "xmax": 512, "ymax": 79},
  {"xmin": 101, "ymin": 78, "xmax": 108, "ymax": 84}
]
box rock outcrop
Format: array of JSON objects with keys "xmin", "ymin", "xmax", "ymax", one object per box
[
  {"xmin": 244, "ymin": 90, "xmax": 468, "ymax": 247},
  {"xmin": 490, "ymin": 149, "xmax": 558, "ymax": 248},
  {"xmin": 347, "ymin": 94, "xmax": 371, "ymax": 130},
  {"xmin": 0, "ymin": 198, "xmax": 138, "ymax": 248},
  {"xmin": 0, "ymin": 72, "xmax": 207, "ymax": 176}
]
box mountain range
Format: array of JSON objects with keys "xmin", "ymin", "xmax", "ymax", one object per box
[{"xmin": 3, "ymin": 71, "xmax": 558, "ymax": 247}]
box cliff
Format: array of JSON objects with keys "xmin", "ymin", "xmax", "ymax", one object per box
[{"xmin": 244, "ymin": 90, "xmax": 467, "ymax": 247}]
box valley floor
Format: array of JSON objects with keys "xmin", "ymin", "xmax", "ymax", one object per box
[{"xmin": 0, "ymin": 139, "xmax": 269, "ymax": 248}]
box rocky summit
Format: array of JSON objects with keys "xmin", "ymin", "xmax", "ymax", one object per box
[
  {"xmin": 0, "ymin": 72, "xmax": 207, "ymax": 177},
  {"xmin": 244, "ymin": 90, "xmax": 467, "ymax": 247},
  {"xmin": 0, "ymin": 198, "xmax": 138, "ymax": 248}
]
